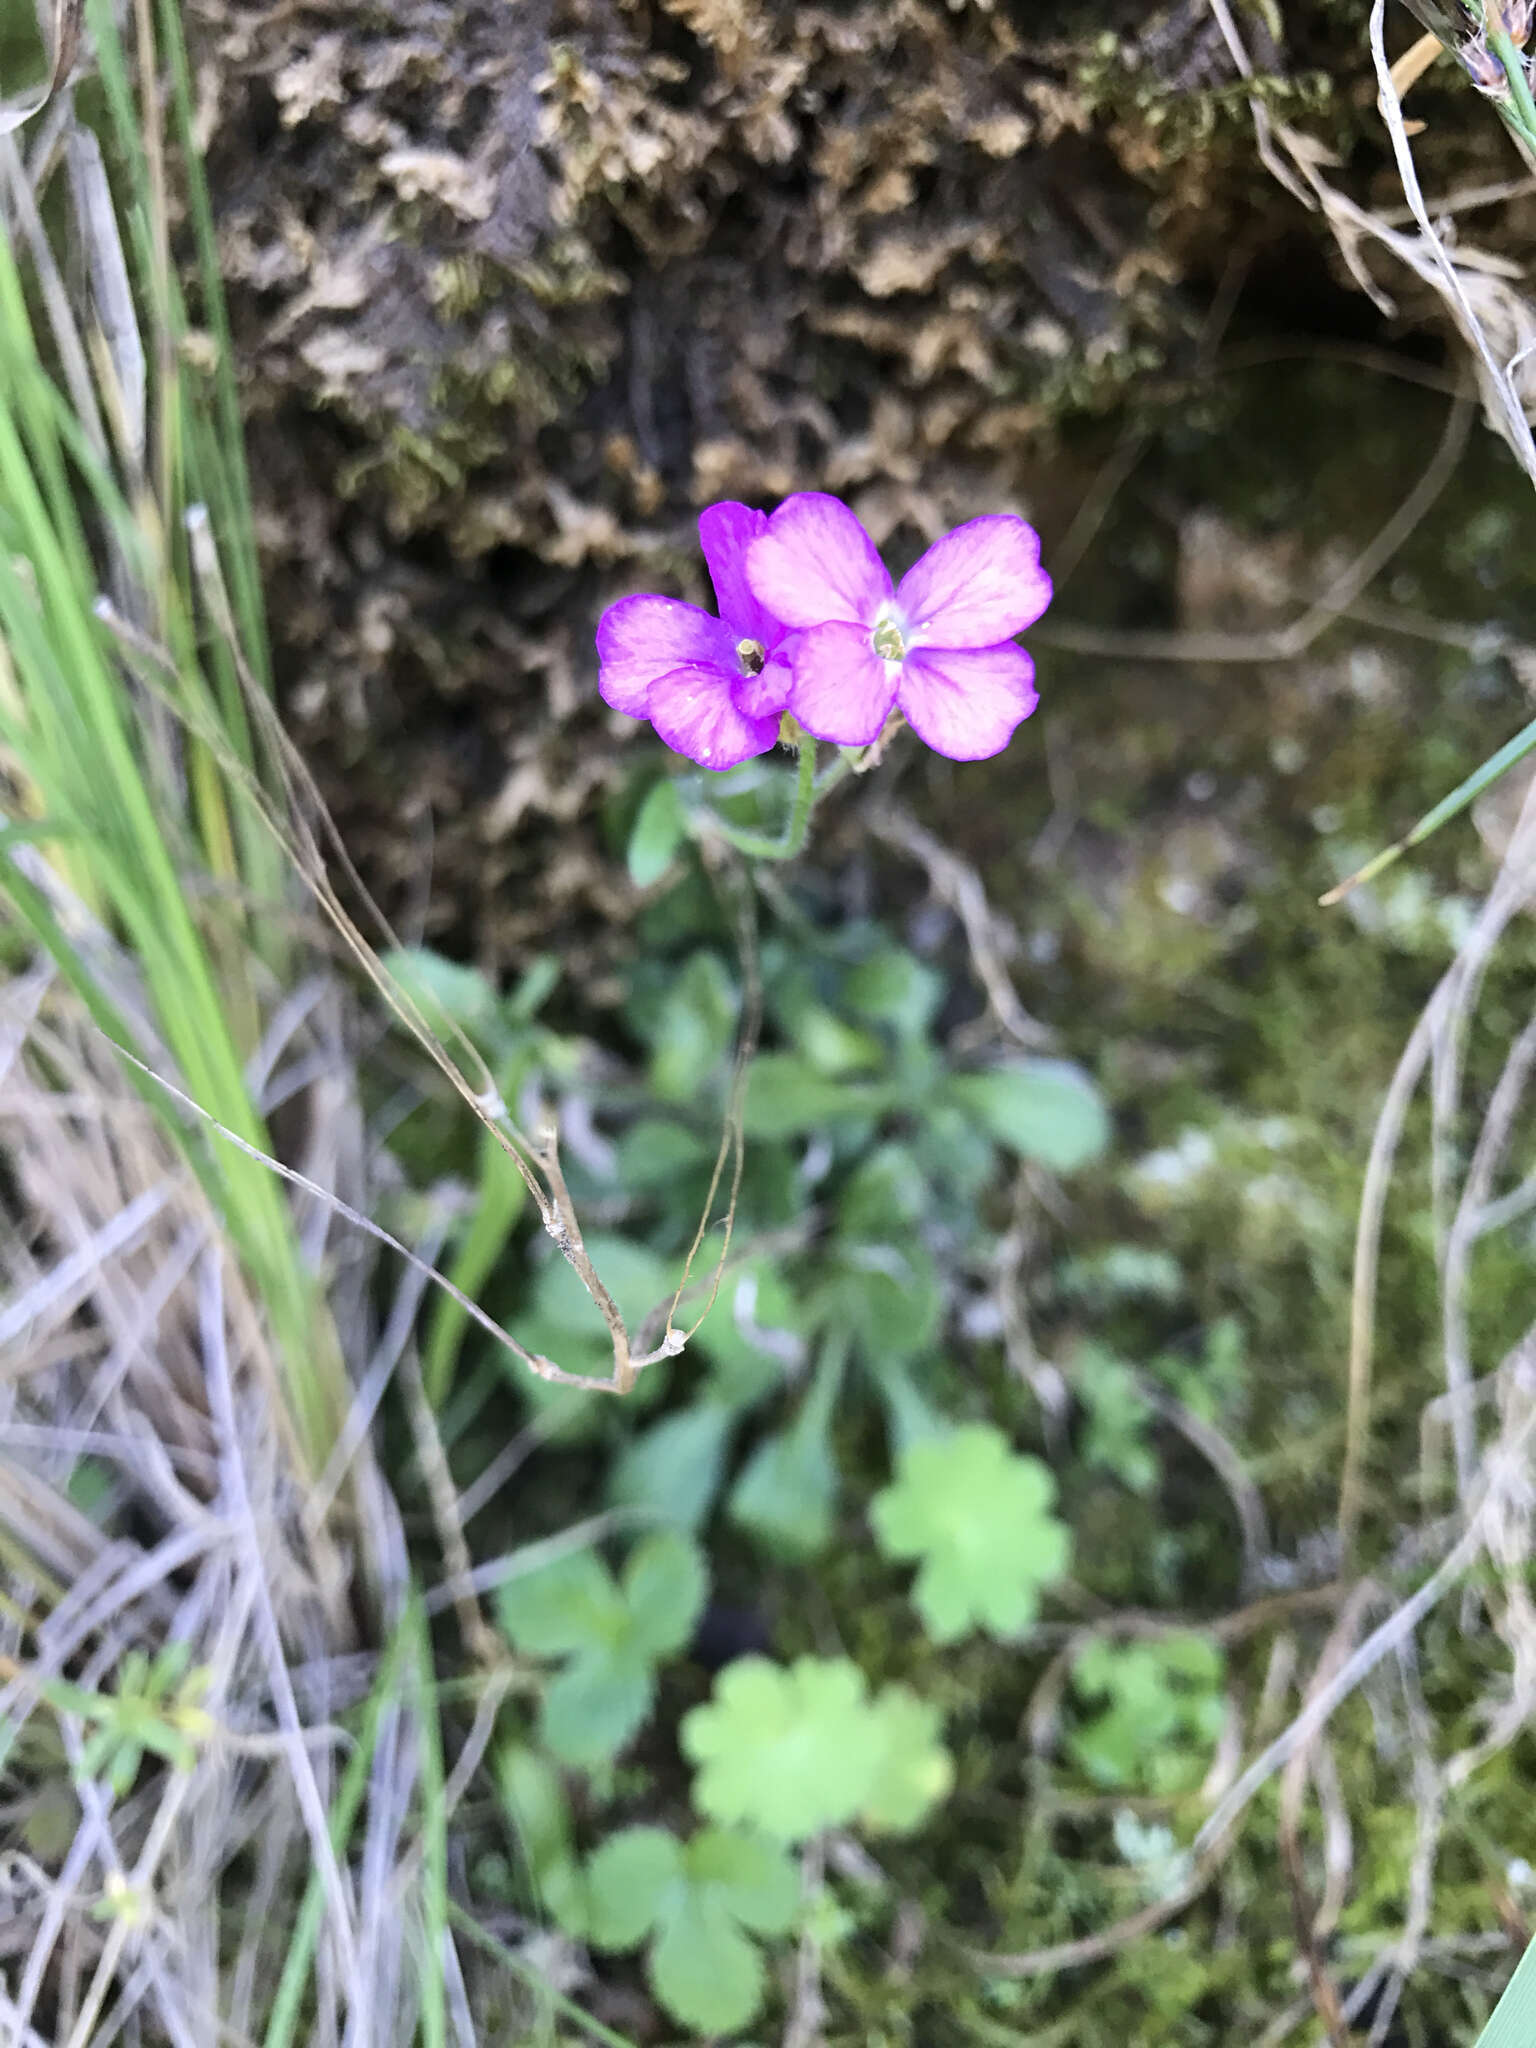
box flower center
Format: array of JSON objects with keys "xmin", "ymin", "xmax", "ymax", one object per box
[
  {"xmin": 871, "ymin": 617, "xmax": 906, "ymax": 662},
  {"xmin": 735, "ymin": 637, "xmax": 766, "ymax": 676}
]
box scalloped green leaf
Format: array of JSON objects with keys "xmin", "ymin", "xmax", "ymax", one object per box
[
  {"xmin": 857, "ymin": 1686, "xmax": 953, "ymax": 1834},
  {"xmin": 871, "ymin": 1424, "xmax": 1071, "ymax": 1643},
  {"xmin": 682, "ymin": 1655, "xmax": 876, "ymax": 1842}
]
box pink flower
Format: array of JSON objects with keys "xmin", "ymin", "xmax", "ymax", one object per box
[
  {"xmin": 744, "ymin": 493, "xmax": 1051, "ymax": 760},
  {"xmin": 597, "ymin": 503, "xmax": 796, "ymax": 772}
]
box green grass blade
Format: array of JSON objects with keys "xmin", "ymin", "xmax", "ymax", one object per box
[
  {"xmin": 1475, "ymin": 1931, "xmax": 1536, "ymax": 2048},
  {"xmin": 1320, "ymin": 710, "xmax": 1536, "ymax": 906}
]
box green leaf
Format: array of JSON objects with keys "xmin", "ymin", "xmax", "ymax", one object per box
[
  {"xmin": 870, "ymin": 1425, "xmax": 1071, "ymax": 1643},
  {"xmin": 1068, "ymin": 1636, "xmax": 1225, "ymax": 1794},
  {"xmin": 614, "ymin": 1118, "xmax": 712, "ymax": 1193},
  {"xmin": 842, "ymin": 945, "xmax": 943, "ymax": 1038},
  {"xmin": 1319, "ymin": 704, "xmax": 1536, "ymax": 910},
  {"xmin": 786, "ymin": 1000, "xmax": 885, "ymax": 1077},
  {"xmin": 494, "ymin": 1744, "xmax": 587, "ymax": 1935},
  {"xmin": 948, "ymin": 1059, "xmax": 1110, "ymax": 1172},
  {"xmin": 607, "ymin": 1403, "xmax": 734, "ymax": 1531},
  {"xmin": 871, "ymin": 1361, "xmax": 951, "ymax": 1457},
  {"xmin": 728, "ymin": 1427, "xmax": 836, "ymax": 1560},
  {"xmin": 1073, "ymin": 1343, "xmax": 1157, "ymax": 1494},
  {"xmin": 495, "ymin": 1549, "xmax": 624, "ymax": 1657},
  {"xmin": 622, "ymin": 1528, "xmax": 709, "ymax": 1659},
  {"xmin": 504, "ymin": 954, "xmax": 561, "ymax": 1024},
  {"xmin": 529, "ymin": 1233, "xmax": 676, "ymax": 1340},
  {"xmin": 682, "ymin": 1655, "xmax": 877, "ymax": 1842},
  {"xmin": 648, "ymin": 1890, "xmax": 764, "ymax": 2036},
  {"xmin": 857, "ymin": 1687, "xmax": 954, "ymax": 1834},
  {"xmin": 540, "ymin": 1652, "xmax": 654, "ymax": 1770},
  {"xmin": 628, "ymin": 778, "xmax": 688, "ymax": 888},
  {"xmin": 647, "ymin": 952, "xmax": 738, "ymax": 1101},
  {"xmin": 382, "ymin": 946, "xmax": 501, "ymax": 1041},
  {"xmin": 911, "ymin": 1100, "xmax": 998, "ymax": 1199},
  {"xmin": 813, "ymin": 1242, "xmax": 942, "ymax": 1366},
  {"xmin": 584, "ymin": 1825, "xmax": 798, "ymax": 2038},
  {"xmin": 727, "ymin": 1342, "xmax": 844, "ymax": 1560},
  {"xmin": 495, "ymin": 1743, "xmax": 572, "ymax": 1870},
  {"xmin": 495, "ymin": 1534, "xmax": 709, "ymax": 1768},
  {"xmin": 741, "ymin": 1054, "xmax": 883, "ymax": 1139},
  {"xmin": 1475, "ymin": 1923, "xmax": 1536, "ymax": 2048},
  {"xmin": 685, "ymin": 1827, "xmax": 800, "ymax": 1934},
  {"xmin": 692, "ymin": 1261, "xmax": 803, "ymax": 1410},
  {"xmin": 585, "ymin": 1825, "xmax": 682, "ymax": 1949},
  {"xmin": 835, "ymin": 1143, "xmax": 928, "ymax": 1241}
]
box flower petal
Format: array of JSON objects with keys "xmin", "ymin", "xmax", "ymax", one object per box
[
  {"xmin": 699, "ymin": 501, "xmax": 782, "ymax": 647},
  {"xmin": 746, "ymin": 493, "xmax": 892, "ymax": 631},
  {"xmin": 731, "ymin": 638, "xmax": 795, "ymax": 721},
  {"xmin": 897, "ymin": 642, "xmax": 1039, "ymax": 761},
  {"xmin": 649, "ymin": 663, "xmax": 782, "ymax": 772},
  {"xmin": 896, "ymin": 516, "xmax": 1052, "ymax": 648},
  {"xmin": 597, "ymin": 595, "xmax": 737, "ymax": 717},
  {"xmin": 786, "ymin": 620, "xmax": 899, "ymax": 746}
]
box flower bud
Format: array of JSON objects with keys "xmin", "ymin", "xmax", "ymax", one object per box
[{"xmin": 1461, "ymin": 34, "xmax": 1512, "ymax": 89}]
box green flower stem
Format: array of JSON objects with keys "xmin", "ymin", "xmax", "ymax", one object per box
[
  {"xmin": 1490, "ymin": 24, "xmax": 1536, "ymax": 148},
  {"xmin": 704, "ymin": 723, "xmax": 819, "ymax": 861}
]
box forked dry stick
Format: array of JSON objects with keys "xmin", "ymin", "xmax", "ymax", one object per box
[{"xmin": 82, "ymin": 507, "xmax": 766, "ymax": 1399}]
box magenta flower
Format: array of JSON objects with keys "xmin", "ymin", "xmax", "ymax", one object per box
[
  {"xmin": 744, "ymin": 493, "xmax": 1051, "ymax": 760},
  {"xmin": 597, "ymin": 503, "xmax": 795, "ymax": 772}
]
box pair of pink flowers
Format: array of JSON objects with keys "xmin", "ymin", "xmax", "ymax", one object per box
[{"xmin": 596, "ymin": 493, "xmax": 1052, "ymax": 770}]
